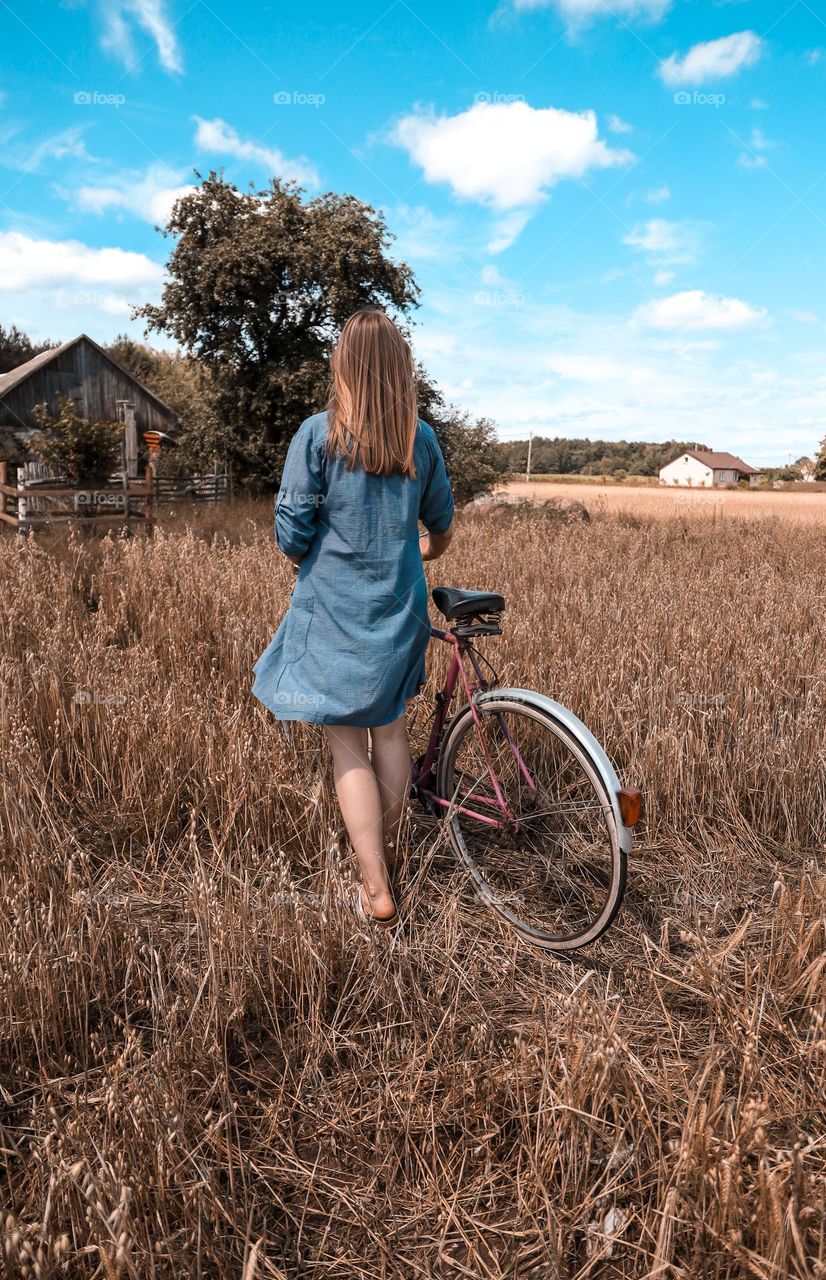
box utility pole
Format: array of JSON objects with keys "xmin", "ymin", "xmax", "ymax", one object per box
[{"xmin": 526, "ymin": 431, "xmax": 533, "ymax": 485}]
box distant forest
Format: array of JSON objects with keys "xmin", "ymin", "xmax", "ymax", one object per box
[{"xmin": 496, "ymin": 437, "xmax": 709, "ymax": 478}]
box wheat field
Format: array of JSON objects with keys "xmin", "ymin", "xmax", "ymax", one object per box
[{"xmin": 0, "ymin": 496, "xmax": 823, "ymax": 1279}]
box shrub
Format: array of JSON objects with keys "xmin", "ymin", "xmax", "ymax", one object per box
[{"xmin": 30, "ymin": 396, "xmax": 122, "ymax": 485}]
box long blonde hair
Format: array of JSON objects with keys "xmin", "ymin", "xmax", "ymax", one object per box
[{"xmin": 326, "ymin": 309, "xmax": 418, "ymax": 478}]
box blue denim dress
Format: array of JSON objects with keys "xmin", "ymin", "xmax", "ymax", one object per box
[{"xmin": 251, "ymin": 412, "xmax": 455, "ymax": 727}]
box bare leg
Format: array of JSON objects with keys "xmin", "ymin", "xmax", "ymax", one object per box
[
  {"xmin": 369, "ymin": 715, "xmax": 412, "ymax": 860},
  {"xmin": 324, "ymin": 725, "xmax": 396, "ymax": 920}
]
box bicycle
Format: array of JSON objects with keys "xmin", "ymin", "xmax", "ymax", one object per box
[{"xmin": 409, "ymin": 586, "xmax": 642, "ymax": 953}]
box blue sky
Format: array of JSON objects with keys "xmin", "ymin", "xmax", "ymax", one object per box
[{"xmin": 2, "ymin": 0, "xmax": 826, "ymax": 463}]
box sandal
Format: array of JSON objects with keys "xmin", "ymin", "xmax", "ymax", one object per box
[{"xmin": 353, "ymin": 884, "xmax": 400, "ymax": 931}]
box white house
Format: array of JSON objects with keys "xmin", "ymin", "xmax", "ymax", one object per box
[{"xmin": 659, "ymin": 449, "xmax": 761, "ymax": 488}]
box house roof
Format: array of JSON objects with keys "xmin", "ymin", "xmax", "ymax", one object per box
[
  {"xmin": 0, "ymin": 333, "xmax": 178, "ymax": 422},
  {"xmin": 0, "ymin": 338, "xmax": 75, "ymax": 398},
  {"xmin": 669, "ymin": 449, "xmax": 760, "ymax": 475}
]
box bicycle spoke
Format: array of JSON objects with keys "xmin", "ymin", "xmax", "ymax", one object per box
[{"xmin": 440, "ymin": 701, "xmax": 622, "ymax": 946}]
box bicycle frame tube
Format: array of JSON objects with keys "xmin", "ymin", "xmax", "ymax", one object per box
[{"xmin": 413, "ymin": 628, "xmax": 516, "ymax": 827}]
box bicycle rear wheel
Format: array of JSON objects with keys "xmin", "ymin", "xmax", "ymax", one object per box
[{"xmin": 437, "ymin": 696, "xmax": 626, "ymax": 951}]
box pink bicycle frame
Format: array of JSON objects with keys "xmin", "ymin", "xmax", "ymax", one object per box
[{"xmin": 412, "ymin": 627, "xmax": 537, "ymax": 829}]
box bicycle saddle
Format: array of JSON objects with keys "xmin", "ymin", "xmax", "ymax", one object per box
[{"xmin": 431, "ymin": 587, "xmax": 506, "ymax": 621}]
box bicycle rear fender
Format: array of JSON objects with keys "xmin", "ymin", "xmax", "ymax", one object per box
[{"xmin": 472, "ymin": 687, "xmax": 635, "ymax": 855}]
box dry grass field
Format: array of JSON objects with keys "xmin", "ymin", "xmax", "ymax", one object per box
[
  {"xmin": 0, "ymin": 495, "xmax": 824, "ymax": 1278},
  {"xmin": 501, "ymin": 479, "xmax": 826, "ymax": 526}
]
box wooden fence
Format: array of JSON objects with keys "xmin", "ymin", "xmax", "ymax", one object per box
[{"xmin": 0, "ymin": 460, "xmax": 232, "ymax": 534}]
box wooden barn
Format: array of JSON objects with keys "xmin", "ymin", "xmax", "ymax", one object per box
[{"xmin": 0, "ymin": 333, "xmax": 178, "ymax": 465}]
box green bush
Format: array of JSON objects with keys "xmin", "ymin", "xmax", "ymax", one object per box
[{"xmin": 30, "ymin": 396, "xmax": 122, "ymax": 485}]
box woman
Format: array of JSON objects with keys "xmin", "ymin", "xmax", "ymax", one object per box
[{"xmin": 251, "ymin": 309, "xmax": 455, "ymax": 929}]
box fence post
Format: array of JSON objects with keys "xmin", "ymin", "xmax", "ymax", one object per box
[
  {"xmin": 0, "ymin": 461, "xmax": 6, "ymax": 523},
  {"xmin": 16, "ymin": 465, "xmax": 27, "ymax": 536},
  {"xmin": 145, "ymin": 458, "xmax": 156, "ymax": 530}
]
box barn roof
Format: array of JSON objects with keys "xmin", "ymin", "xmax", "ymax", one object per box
[
  {"xmin": 0, "ymin": 333, "xmax": 178, "ymax": 422},
  {"xmin": 668, "ymin": 449, "xmax": 760, "ymax": 475}
]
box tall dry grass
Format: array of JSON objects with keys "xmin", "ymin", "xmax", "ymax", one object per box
[{"xmin": 0, "ymin": 499, "xmax": 823, "ymax": 1278}]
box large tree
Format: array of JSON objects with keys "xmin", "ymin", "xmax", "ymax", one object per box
[
  {"xmin": 416, "ymin": 369, "xmax": 499, "ymax": 505},
  {"xmin": 136, "ymin": 173, "xmax": 418, "ymax": 487}
]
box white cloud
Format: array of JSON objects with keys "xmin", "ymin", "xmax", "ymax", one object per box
[
  {"xmin": 72, "ymin": 163, "xmax": 195, "ymax": 224},
  {"xmin": 0, "ymin": 124, "xmax": 98, "ymax": 173},
  {"xmin": 643, "ymin": 184, "xmax": 671, "ymax": 204},
  {"xmin": 749, "ymin": 98, "xmax": 769, "ymax": 110},
  {"xmin": 737, "ymin": 154, "xmax": 767, "ymax": 171},
  {"xmin": 387, "ymin": 203, "xmax": 458, "ymax": 262},
  {"xmin": 659, "ymin": 31, "xmax": 763, "ymax": 87},
  {"xmin": 546, "ymin": 352, "xmax": 656, "ymax": 385},
  {"xmin": 737, "ymin": 126, "xmax": 777, "ymax": 170},
  {"xmin": 53, "ymin": 288, "xmax": 134, "ymax": 317},
  {"xmin": 0, "ymin": 231, "xmax": 163, "ymax": 292},
  {"xmin": 654, "ymin": 269, "xmax": 675, "ymax": 286},
  {"xmin": 488, "ymin": 209, "xmax": 533, "ymax": 253},
  {"xmin": 411, "ymin": 279, "xmax": 821, "ymax": 463},
  {"xmin": 511, "ymin": 0, "xmax": 671, "ymax": 21},
  {"xmin": 637, "ymin": 289, "xmax": 767, "ymax": 331},
  {"xmin": 624, "ymin": 219, "xmax": 704, "ymax": 265},
  {"xmin": 392, "ymin": 100, "xmax": 631, "ymax": 222},
  {"xmin": 100, "ymin": 0, "xmax": 183, "ymax": 74},
  {"xmin": 193, "ymin": 116, "xmax": 319, "ymax": 186},
  {"xmin": 607, "ymin": 113, "xmax": 633, "ymax": 134},
  {"xmin": 787, "ymin": 310, "xmax": 818, "ymax": 324}
]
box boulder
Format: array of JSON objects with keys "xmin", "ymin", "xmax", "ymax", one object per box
[
  {"xmin": 543, "ymin": 496, "xmax": 591, "ymax": 523},
  {"xmin": 463, "ymin": 492, "xmax": 590, "ymax": 523}
]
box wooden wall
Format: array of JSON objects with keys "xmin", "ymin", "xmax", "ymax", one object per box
[{"xmin": 0, "ymin": 338, "xmax": 176, "ymax": 449}]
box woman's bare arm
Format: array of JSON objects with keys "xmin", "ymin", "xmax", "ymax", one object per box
[{"xmin": 420, "ymin": 526, "xmax": 453, "ymax": 562}]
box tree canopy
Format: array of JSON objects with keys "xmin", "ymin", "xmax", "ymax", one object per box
[
  {"xmin": 496, "ymin": 436, "xmax": 711, "ymax": 478},
  {"xmin": 136, "ymin": 173, "xmax": 418, "ymax": 487},
  {"xmin": 0, "ymin": 323, "xmax": 55, "ymax": 375}
]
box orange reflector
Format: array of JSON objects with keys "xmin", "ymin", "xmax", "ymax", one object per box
[{"xmin": 618, "ymin": 787, "xmax": 642, "ymax": 827}]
